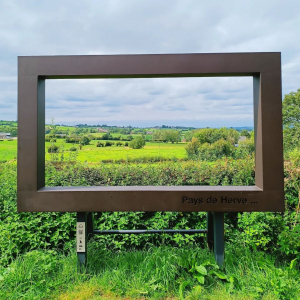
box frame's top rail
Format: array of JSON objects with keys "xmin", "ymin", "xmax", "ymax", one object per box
[{"xmin": 18, "ymin": 52, "xmax": 281, "ymax": 78}]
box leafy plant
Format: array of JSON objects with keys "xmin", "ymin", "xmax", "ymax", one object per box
[{"xmin": 129, "ymin": 136, "xmax": 146, "ymax": 149}]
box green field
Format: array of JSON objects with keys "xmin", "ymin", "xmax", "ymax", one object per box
[
  {"xmin": 0, "ymin": 139, "xmax": 188, "ymax": 163},
  {"xmin": 46, "ymin": 140, "xmax": 187, "ymax": 163},
  {"xmin": 0, "ymin": 139, "xmax": 17, "ymax": 162}
]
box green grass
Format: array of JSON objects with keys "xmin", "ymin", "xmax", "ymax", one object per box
[
  {"xmin": 46, "ymin": 140, "xmax": 187, "ymax": 163},
  {"xmin": 0, "ymin": 244, "xmax": 299, "ymax": 300},
  {"xmin": 0, "ymin": 139, "xmax": 187, "ymax": 164},
  {"xmin": 0, "ymin": 139, "xmax": 17, "ymax": 162},
  {"xmin": 0, "ymin": 135, "xmax": 188, "ymax": 164},
  {"xmin": 0, "ymin": 120, "xmax": 17, "ymax": 126}
]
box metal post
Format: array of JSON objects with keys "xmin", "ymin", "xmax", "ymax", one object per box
[
  {"xmin": 212, "ymin": 212, "xmax": 224, "ymax": 267},
  {"xmin": 77, "ymin": 212, "xmax": 87, "ymax": 268},
  {"xmin": 206, "ymin": 212, "xmax": 214, "ymax": 250},
  {"xmin": 86, "ymin": 212, "xmax": 94, "ymax": 237}
]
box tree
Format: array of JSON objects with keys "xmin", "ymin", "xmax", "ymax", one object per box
[
  {"xmin": 184, "ymin": 131, "xmax": 193, "ymax": 142},
  {"xmin": 185, "ymin": 137, "xmax": 200, "ymax": 159},
  {"xmin": 283, "ymin": 89, "xmax": 300, "ymax": 152},
  {"xmin": 129, "ymin": 136, "xmax": 146, "ymax": 149},
  {"xmin": 164, "ymin": 130, "xmax": 181, "ymax": 143},
  {"xmin": 152, "ymin": 130, "xmax": 162, "ymax": 141},
  {"xmin": 193, "ymin": 127, "xmax": 239, "ymax": 145}
]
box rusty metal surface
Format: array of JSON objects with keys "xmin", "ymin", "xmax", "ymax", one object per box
[{"xmin": 17, "ymin": 53, "xmax": 284, "ymax": 212}]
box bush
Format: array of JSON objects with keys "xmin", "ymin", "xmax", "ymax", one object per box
[
  {"xmin": 101, "ymin": 133, "xmax": 112, "ymax": 140},
  {"xmin": 210, "ymin": 139, "xmax": 234, "ymax": 158},
  {"xmin": 69, "ymin": 147, "xmax": 77, "ymax": 151},
  {"xmin": 186, "ymin": 139, "xmax": 235, "ymax": 161},
  {"xmin": 116, "ymin": 142, "xmax": 123, "ymax": 146},
  {"xmin": 96, "ymin": 142, "xmax": 104, "ymax": 147},
  {"xmin": 80, "ymin": 136, "xmax": 90, "ymax": 145},
  {"xmin": 234, "ymin": 139, "xmax": 255, "ymax": 159},
  {"xmin": 1, "ymin": 156, "xmax": 300, "ymax": 264},
  {"xmin": 129, "ymin": 136, "xmax": 146, "ymax": 149},
  {"xmin": 185, "ymin": 137, "xmax": 200, "ymax": 159},
  {"xmin": 0, "ymin": 162, "xmax": 75, "ymax": 265},
  {"xmin": 45, "ymin": 138, "xmax": 57, "ymax": 142},
  {"xmin": 47, "ymin": 145, "xmax": 59, "ymax": 153},
  {"xmin": 124, "ymin": 142, "xmax": 129, "ymax": 146},
  {"xmin": 105, "ymin": 141, "xmax": 113, "ymax": 147}
]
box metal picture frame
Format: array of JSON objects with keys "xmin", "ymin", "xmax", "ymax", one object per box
[{"xmin": 17, "ymin": 53, "xmax": 284, "ymax": 212}]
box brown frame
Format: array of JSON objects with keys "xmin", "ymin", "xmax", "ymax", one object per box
[{"xmin": 17, "ymin": 53, "xmax": 284, "ymax": 212}]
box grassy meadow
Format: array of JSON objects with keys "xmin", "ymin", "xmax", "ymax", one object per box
[
  {"xmin": 47, "ymin": 139, "xmax": 187, "ymax": 163},
  {"xmin": 0, "ymin": 139, "xmax": 17, "ymax": 162},
  {"xmin": 0, "ymin": 138, "xmax": 188, "ymax": 163}
]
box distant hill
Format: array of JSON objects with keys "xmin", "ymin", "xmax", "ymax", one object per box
[
  {"xmin": 230, "ymin": 126, "xmax": 253, "ymax": 131},
  {"xmin": 0, "ymin": 120, "xmax": 254, "ymax": 132}
]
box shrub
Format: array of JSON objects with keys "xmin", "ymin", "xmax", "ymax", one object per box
[
  {"xmin": 80, "ymin": 136, "xmax": 90, "ymax": 145},
  {"xmin": 235, "ymin": 139, "xmax": 255, "ymax": 159},
  {"xmin": 66, "ymin": 136, "xmax": 79, "ymax": 143},
  {"xmin": 210, "ymin": 139, "xmax": 234, "ymax": 158},
  {"xmin": 185, "ymin": 137, "xmax": 200, "ymax": 159},
  {"xmin": 124, "ymin": 142, "xmax": 129, "ymax": 146},
  {"xmin": 186, "ymin": 138, "xmax": 236, "ymax": 161},
  {"xmin": 116, "ymin": 142, "xmax": 123, "ymax": 146},
  {"xmin": 101, "ymin": 133, "xmax": 112, "ymax": 140},
  {"xmin": 96, "ymin": 142, "xmax": 104, "ymax": 147},
  {"xmin": 69, "ymin": 147, "xmax": 77, "ymax": 151},
  {"xmin": 47, "ymin": 145, "xmax": 59, "ymax": 153},
  {"xmin": 129, "ymin": 136, "xmax": 146, "ymax": 149},
  {"xmin": 2, "ymin": 156, "xmax": 300, "ymax": 264},
  {"xmin": 45, "ymin": 138, "xmax": 57, "ymax": 142},
  {"xmin": 105, "ymin": 141, "xmax": 113, "ymax": 147}
]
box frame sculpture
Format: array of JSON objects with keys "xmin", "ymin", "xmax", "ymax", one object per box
[{"xmin": 17, "ymin": 53, "xmax": 284, "ymax": 213}]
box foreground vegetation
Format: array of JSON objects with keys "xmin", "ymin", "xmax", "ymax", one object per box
[
  {"xmin": 0, "ymin": 156, "xmax": 299, "ymax": 299},
  {"xmin": 1, "ymin": 244, "xmax": 299, "ymax": 300},
  {"xmin": 1, "ymin": 89, "xmax": 300, "ymax": 299}
]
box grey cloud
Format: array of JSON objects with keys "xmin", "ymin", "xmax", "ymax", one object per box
[{"xmin": 0, "ymin": 0, "xmax": 300, "ymax": 125}]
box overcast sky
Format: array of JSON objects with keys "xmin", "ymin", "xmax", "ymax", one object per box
[{"xmin": 1, "ymin": 0, "xmax": 299, "ymax": 127}]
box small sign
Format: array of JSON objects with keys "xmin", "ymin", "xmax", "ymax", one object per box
[{"xmin": 76, "ymin": 222, "xmax": 85, "ymax": 252}]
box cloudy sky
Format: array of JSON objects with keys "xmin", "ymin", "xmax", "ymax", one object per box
[{"xmin": 1, "ymin": 0, "xmax": 299, "ymax": 128}]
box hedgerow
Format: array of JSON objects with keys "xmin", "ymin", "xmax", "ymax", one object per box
[{"xmin": 0, "ymin": 156, "xmax": 299, "ymax": 266}]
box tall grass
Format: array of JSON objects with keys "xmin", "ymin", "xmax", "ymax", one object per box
[{"xmin": 0, "ymin": 243, "xmax": 299, "ymax": 300}]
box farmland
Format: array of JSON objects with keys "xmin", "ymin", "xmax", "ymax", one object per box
[
  {"xmin": 0, "ymin": 139, "xmax": 17, "ymax": 162},
  {"xmin": 0, "ymin": 139, "xmax": 188, "ymax": 163},
  {"xmin": 47, "ymin": 140, "xmax": 187, "ymax": 163}
]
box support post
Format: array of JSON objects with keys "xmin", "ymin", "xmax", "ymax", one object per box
[
  {"xmin": 86, "ymin": 212, "xmax": 94, "ymax": 237},
  {"xmin": 206, "ymin": 212, "xmax": 214, "ymax": 250},
  {"xmin": 212, "ymin": 212, "xmax": 224, "ymax": 267},
  {"xmin": 77, "ymin": 212, "xmax": 87, "ymax": 268}
]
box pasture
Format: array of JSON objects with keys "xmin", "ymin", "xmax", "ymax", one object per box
[
  {"xmin": 47, "ymin": 140, "xmax": 187, "ymax": 163},
  {"xmin": 0, "ymin": 139, "xmax": 188, "ymax": 164},
  {"xmin": 0, "ymin": 139, "xmax": 17, "ymax": 162}
]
